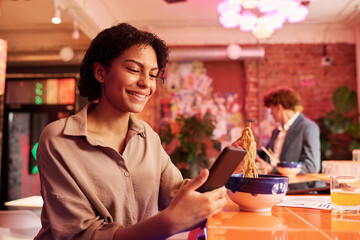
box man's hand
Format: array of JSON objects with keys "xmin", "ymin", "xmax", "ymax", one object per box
[{"xmin": 255, "ymin": 156, "xmax": 274, "ymax": 174}]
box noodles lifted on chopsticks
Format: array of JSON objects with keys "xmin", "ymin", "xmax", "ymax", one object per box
[{"xmin": 238, "ymin": 123, "xmax": 258, "ymax": 178}]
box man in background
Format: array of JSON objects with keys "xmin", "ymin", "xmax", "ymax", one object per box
[{"xmin": 257, "ymin": 87, "xmax": 321, "ymax": 174}]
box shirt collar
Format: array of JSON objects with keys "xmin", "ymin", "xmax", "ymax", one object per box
[
  {"xmin": 278, "ymin": 111, "xmax": 300, "ymax": 132},
  {"xmin": 63, "ymin": 103, "xmax": 145, "ymax": 137}
]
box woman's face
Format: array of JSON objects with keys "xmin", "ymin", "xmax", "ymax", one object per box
[{"xmin": 96, "ymin": 44, "xmax": 159, "ymax": 114}]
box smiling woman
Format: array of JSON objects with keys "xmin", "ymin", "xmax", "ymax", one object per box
[
  {"xmin": 92, "ymin": 44, "xmax": 158, "ymax": 116},
  {"xmin": 34, "ymin": 23, "xmax": 228, "ymax": 240}
]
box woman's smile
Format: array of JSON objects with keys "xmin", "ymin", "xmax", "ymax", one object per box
[{"xmin": 126, "ymin": 90, "xmax": 149, "ymax": 100}]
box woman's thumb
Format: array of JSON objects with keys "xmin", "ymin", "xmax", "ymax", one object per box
[{"xmin": 185, "ymin": 169, "xmax": 209, "ymax": 191}]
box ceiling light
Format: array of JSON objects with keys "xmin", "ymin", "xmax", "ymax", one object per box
[
  {"xmin": 59, "ymin": 47, "xmax": 74, "ymax": 62},
  {"xmin": 252, "ymin": 17, "xmax": 274, "ymax": 39},
  {"xmin": 241, "ymin": 0, "xmax": 260, "ymax": 9},
  {"xmin": 226, "ymin": 43, "xmax": 242, "ymax": 60},
  {"xmin": 217, "ymin": 0, "xmax": 313, "ymax": 39},
  {"xmin": 51, "ymin": 2, "xmax": 61, "ymax": 24},
  {"xmin": 72, "ymin": 20, "xmax": 80, "ymax": 39}
]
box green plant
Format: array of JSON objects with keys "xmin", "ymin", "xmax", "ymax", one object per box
[
  {"xmin": 317, "ymin": 86, "xmax": 360, "ymax": 159},
  {"xmin": 159, "ymin": 113, "xmax": 220, "ymax": 178}
]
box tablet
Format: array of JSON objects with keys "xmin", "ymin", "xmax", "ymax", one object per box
[
  {"xmin": 196, "ymin": 146, "xmax": 247, "ymax": 193},
  {"xmin": 287, "ymin": 180, "xmax": 330, "ymax": 195}
]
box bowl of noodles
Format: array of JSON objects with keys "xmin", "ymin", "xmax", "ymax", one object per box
[
  {"xmin": 228, "ymin": 123, "xmax": 289, "ymax": 212},
  {"xmin": 225, "ymin": 174, "xmax": 289, "ymax": 212},
  {"xmin": 276, "ymin": 162, "xmax": 302, "ymax": 177}
]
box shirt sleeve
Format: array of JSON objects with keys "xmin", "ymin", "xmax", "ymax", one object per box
[
  {"xmin": 157, "ymin": 136, "xmax": 184, "ymax": 211},
  {"xmin": 36, "ymin": 128, "xmax": 121, "ymax": 240}
]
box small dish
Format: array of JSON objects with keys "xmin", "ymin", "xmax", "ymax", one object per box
[{"xmin": 276, "ymin": 162, "xmax": 302, "ymax": 177}]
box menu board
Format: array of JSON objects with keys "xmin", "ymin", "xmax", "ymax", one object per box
[{"xmin": 6, "ymin": 78, "xmax": 75, "ymax": 105}]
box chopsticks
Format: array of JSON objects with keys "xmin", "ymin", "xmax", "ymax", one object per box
[{"xmin": 261, "ymin": 146, "xmax": 280, "ymax": 166}]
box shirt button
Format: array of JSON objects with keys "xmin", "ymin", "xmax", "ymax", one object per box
[{"xmin": 124, "ymin": 172, "xmax": 130, "ymax": 177}]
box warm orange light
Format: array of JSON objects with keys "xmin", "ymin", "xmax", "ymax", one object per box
[{"xmin": 0, "ymin": 39, "xmax": 7, "ymax": 95}]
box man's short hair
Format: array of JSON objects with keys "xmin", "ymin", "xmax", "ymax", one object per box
[{"xmin": 264, "ymin": 87, "xmax": 301, "ymax": 111}]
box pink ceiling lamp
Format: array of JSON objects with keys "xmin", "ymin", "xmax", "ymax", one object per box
[
  {"xmin": 264, "ymin": 11, "xmax": 286, "ymax": 30},
  {"xmin": 217, "ymin": 0, "xmax": 312, "ymax": 39},
  {"xmin": 238, "ymin": 11, "xmax": 258, "ymax": 31},
  {"xmin": 287, "ymin": 4, "xmax": 309, "ymax": 23}
]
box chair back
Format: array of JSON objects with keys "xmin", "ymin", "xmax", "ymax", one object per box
[{"xmin": 0, "ymin": 210, "xmax": 41, "ymax": 239}]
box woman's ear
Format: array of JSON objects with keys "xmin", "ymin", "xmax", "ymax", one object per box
[{"xmin": 93, "ymin": 62, "xmax": 106, "ymax": 83}]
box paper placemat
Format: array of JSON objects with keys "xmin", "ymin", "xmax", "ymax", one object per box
[{"xmin": 277, "ymin": 195, "xmax": 331, "ymax": 210}]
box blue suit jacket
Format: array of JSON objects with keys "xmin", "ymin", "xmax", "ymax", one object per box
[{"xmin": 258, "ymin": 113, "xmax": 321, "ymax": 174}]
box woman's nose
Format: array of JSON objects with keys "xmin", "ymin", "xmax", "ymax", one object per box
[{"xmin": 137, "ymin": 73, "xmax": 151, "ymax": 88}]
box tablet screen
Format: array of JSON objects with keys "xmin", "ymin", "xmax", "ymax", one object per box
[{"xmin": 196, "ymin": 146, "xmax": 247, "ymax": 193}]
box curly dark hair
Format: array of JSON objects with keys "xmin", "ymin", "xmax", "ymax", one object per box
[
  {"xmin": 79, "ymin": 23, "xmax": 170, "ymax": 102},
  {"xmin": 264, "ymin": 87, "xmax": 301, "ymax": 111}
]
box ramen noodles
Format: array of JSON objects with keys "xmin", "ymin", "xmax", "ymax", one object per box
[{"xmin": 239, "ymin": 123, "xmax": 258, "ymax": 178}]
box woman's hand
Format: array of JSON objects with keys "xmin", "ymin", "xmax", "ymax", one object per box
[
  {"xmin": 231, "ymin": 138, "xmax": 242, "ymax": 148},
  {"xmin": 163, "ymin": 169, "xmax": 227, "ymax": 234},
  {"xmin": 113, "ymin": 170, "xmax": 226, "ymax": 240},
  {"xmin": 231, "ymin": 139, "xmax": 244, "ymax": 173}
]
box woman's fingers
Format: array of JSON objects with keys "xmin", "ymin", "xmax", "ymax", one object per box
[
  {"xmin": 202, "ymin": 187, "xmax": 227, "ymax": 218},
  {"xmin": 205, "ymin": 186, "xmax": 227, "ymax": 199},
  {"xmin": 166, "ymin": 175, "xmax": 228, "ymax": 232},
  {"xmin": 179, "ymin": 169, "xmax": 209, "ymax": 193},
  {"xmin": 231, "ymin": 141, "xmax": 241, "ymax": 147}
]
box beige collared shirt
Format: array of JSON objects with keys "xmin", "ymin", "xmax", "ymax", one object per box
[
  {"xmin": 273, "ymin": 112, "xmax": 300, "ymax": 160},
  {"xmin": 35, "ymin": 104, "xmax": 183, "ymax": 240}
]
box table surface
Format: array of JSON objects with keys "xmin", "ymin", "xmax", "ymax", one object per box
[
  {"xmin": 204, "ymin": 200, "xmax": 360, "ymax": 240},
  {"xmin": 188, "ymin": 174, "xmax": 359, "ymax": 240},
  {"xmin": 4, "ymin": 195, "xmax": 43, "ymax": 208}
]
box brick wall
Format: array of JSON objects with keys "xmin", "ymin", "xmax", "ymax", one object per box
[
  {"xmin": 139, "ymin": 43, "xmax": 357, "ymax": 145},
  {"xmin": 254, "ymin": 44, "xmax": 356, "ymax": 123}
]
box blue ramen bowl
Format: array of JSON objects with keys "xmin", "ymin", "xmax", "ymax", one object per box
[
  {"xmin": 225, "ymin": 174, "xmax": 289, "ymax": 212},
  {"xmin": 277, "ymin": 162, "xmax": 302, "ymax": 177}
]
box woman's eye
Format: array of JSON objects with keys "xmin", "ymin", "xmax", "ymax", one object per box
[
  {"xmin": 149, "ymin": 74, "xmax": 158, "ymax": 80},
  {"xmin": 128, "ymin": 68, "xmax": 140, "ymax": 73}
]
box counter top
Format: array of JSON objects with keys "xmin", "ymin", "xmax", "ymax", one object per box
[{"xmin": 4, "ymin": 195, "xmax": 43, "ymax": 208}]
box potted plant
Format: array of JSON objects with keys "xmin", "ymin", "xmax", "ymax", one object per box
[
  {"xmin": 159, "ymin": 113, "xmax": 220, "ymax": 178},
  {"xmin": 317, "ymin": 85, "xmax": 360, "ymax": 160}
]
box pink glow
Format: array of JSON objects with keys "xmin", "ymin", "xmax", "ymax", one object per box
[
  {"xmin": 241, "ymin": 0, "xmax": 260, "ymax": 9},
  {"xmin": 217, "ymin": 1, "xmax": 241, "ymax": 14},
  {"xmin": 277, "ymin": 0, "xmax": 299, "ymax": 18},
  {"xmin": 264, "ymin": 12, "xmax": 285, "ymax": 29},
  {"xmin": 220, "ymin": 11, "xmax": 241, "ymax": 28},
  {"xmin": 216, "ymin": 0, "xmax": 313, "ymax": 39},
  {"xmin": 287, "ymin": 4, "xmax": 309, "ymax": 23},
  {"xmin": 257, "ymin": 0, "xmax": 280, "ymax": 13},
  {"xmin": 238, "ymin": 10, "xmax": 258, "ymax": 31},
  {"xmin": 252, "ymin": 19, "xmax": 274, "ymax": 39},
  {"xmin": 228, "ymin": 0, "xmax": 242, "ymax": 5}
]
